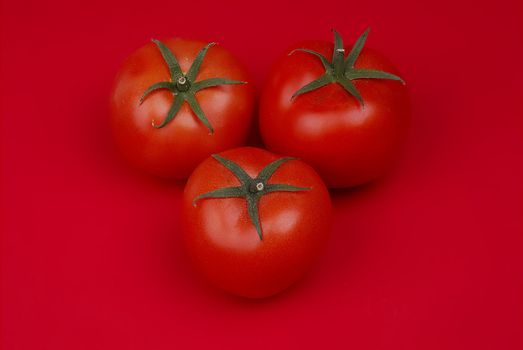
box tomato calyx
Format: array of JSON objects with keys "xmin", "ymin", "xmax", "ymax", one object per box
[
  {"xmin": 289, "ymin": 28, "xmax": 405, "ymax": 106},
  {"xmin": 193, "ymin": 155, "xmax": 310, "ymax": 240},
  {"xmin": 139, "ymin": 39, "xmax": 247, "ymax": 133}
]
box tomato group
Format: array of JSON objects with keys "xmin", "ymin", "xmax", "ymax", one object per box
[
  {"xmin": 110, "ymin": 38, "xmax": 255, "ymax": 179},
  {"xmin": 259, "ymin": 29, "xmax": 410, "ymax": 188},
  {"xmin": 110, "ymin": 30, "xmax": 410, "ymax": 298},
  {"xmin": 182, "ymin": 147, "xmax": 331, "ymax": 298}
]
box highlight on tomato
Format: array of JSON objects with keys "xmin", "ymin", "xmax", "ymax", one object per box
[
  {"xmin": 182, "ymin": 147, "xmax": 332, "ymax": 298},
  {"xmin": 259, "ymin": 29, "xmax": 410, "ymax": 188},
  {"xmin": 110, "ymin": 38, "xmax": 255, "ymax": 179}
]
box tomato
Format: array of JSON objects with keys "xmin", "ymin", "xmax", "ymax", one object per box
[
  {"xmin": 182, "ymin": 147, "xmax": 331, "ymax": 298},
  {"xmin": 110, "ymin": 38, "xmax": 255, "ymax": 179},
  {"xmin": 259, "ymin": 29, "xmax": 410, "ymax": 188}
]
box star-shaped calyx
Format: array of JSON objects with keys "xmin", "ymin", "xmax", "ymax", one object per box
[
  {"xmin": 140, "ymin": 39, "xmax": 247, "ymax": 133},
  {"xmin": 193, "ymin": 155, "xmax": 310, "ymax": 240},
  {"xmin": 290, "ymin": 28, "xmax": 405, "ymax": 105}
]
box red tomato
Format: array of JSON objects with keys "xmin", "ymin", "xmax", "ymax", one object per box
[
  {"xmin": 182, "ymin": 147, "xmax": 331, "ymax": 298},
  {"xmin": 259, "ymin": 29, "xmax": 410, "ymax": 188},
  {"xmin": 110, "ymin": 38, "xmax": 255, "ymax": 179}
]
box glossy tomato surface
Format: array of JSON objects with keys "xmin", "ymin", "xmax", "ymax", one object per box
[
  {"xmin": 182, "ymin": 147, "xmax": 332, "ymax": 298},
  {"xmin": 110, "ymin": 38, "xmax": 255, "ymax": 179},
  {"xmin": 259, "ymin": 40, "xmax": 410, "ymax": 188}
]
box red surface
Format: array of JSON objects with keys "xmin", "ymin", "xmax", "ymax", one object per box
[{"xmin": 1, "ymin": 0, "xmax": 522, "ymax": 348}]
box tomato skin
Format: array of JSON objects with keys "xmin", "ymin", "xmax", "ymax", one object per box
[
  {"xmin": 259, "ymin": 40, "xmax": 410, "ymax": 188},
  {"xmin": 110, "ymin": 38, "xmax": 255, "ymax": 179},
  {"xmin": 182, "ymin": 147, "xmax": 331, "ymax": 298}
]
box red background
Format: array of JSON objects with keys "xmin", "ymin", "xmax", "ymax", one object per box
[{"xmin": 1, "ymin": 0, "xmax": 522, "ymax": 348}]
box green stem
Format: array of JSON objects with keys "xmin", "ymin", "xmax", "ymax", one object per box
[
  {"xmin": 333, "ymin": 48, "xmax": 345, "ymax": 77},
  {"xmin": 176, "ymin": 76, "xmax": 190, "ymax": 92}
]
